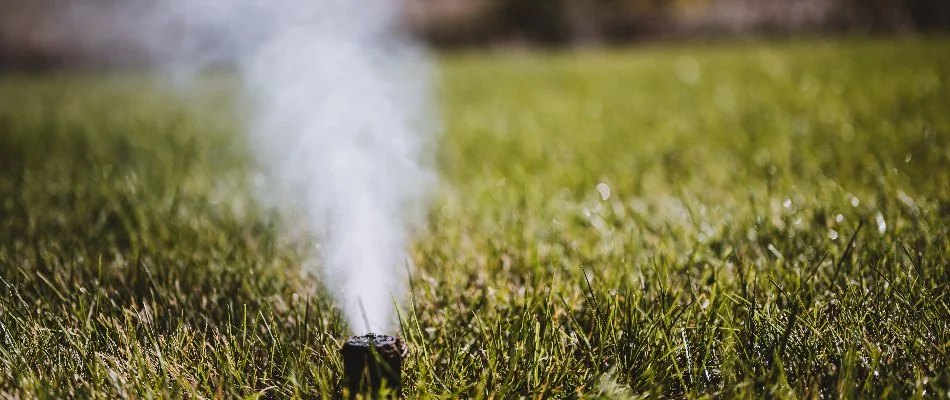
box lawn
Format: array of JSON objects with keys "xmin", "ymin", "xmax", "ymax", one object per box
[{"xmin": 1, "ymin": 38, "xmax": 948, "ymax": 398}]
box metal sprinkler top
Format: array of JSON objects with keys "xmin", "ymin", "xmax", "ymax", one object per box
[{"xmin": 343, "ymin": 334, "xmax": 406, "ymax": 354}]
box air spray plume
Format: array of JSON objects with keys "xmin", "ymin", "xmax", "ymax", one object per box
[
  {"xmin": 72, "ymin": 0, "xmax": 436, "ymax": 333},
  {"xmin": 240, "ymin": 1, "xmax": 435, "ymax": 335}
]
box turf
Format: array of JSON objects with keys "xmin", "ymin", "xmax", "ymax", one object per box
[{"xmin": 1, "ymin": 38, "xmax": 949, "ymax": 398}]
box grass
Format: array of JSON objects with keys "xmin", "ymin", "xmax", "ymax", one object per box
[{"xmin": 1, "ymin": 38, "xmax": 949, "ymax": 398}]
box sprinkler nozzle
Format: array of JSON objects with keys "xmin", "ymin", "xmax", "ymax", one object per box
[{"xmin": 340, "ymin": 333, "xmax": 407, "ymax": 398}]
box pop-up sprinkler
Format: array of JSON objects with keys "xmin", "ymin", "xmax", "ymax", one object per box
[{"xmin": 340, "ymin": 333, "xmax": 408, "ymax": 398}]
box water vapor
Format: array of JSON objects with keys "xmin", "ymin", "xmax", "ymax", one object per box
[{"xmin": 73, "ymin": 0, "xmax": 436, "ymax": 333}]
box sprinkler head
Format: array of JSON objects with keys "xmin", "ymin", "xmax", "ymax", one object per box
[{"xmin": 340, "ymin": 333, "xmax": 408, "ymax": 399}]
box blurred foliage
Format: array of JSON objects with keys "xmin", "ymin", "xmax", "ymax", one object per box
[
  {"xmin": 423, "ymin": 0, "xmax": 950, "ymax": 46},
  {"xmin": 3, "ymin": 0, "xmax": 950, "ymax": 68}
]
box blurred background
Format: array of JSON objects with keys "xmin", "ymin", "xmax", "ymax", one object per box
[{"xmin": 2, "ymin": 0, "xmax": 949, "ymax": 69}]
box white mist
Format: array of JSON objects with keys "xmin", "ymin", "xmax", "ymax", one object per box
[
  {"xmin": 244, "ymin": 14, "xmax": 435, "ymax": 333},
  {"xmin": 70, "ymin": 0, "xmax": 436, "ymax": 333}
]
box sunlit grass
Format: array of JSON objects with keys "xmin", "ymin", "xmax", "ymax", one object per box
[{"xmin": 1, "ymin": 38, "xmax": 948, "ymax": 398}]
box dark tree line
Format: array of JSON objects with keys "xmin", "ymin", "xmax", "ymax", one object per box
[
  {"xmin": 3, "ymin": 0, "xmax": 950, "ymax": 68},
  {"xmin": 839, "ymin": 0, "xmax": 950, "ymax": 32},
  {"xmin": 424, "ymin": 0, "xmax": 950, "ymax": 46}
]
